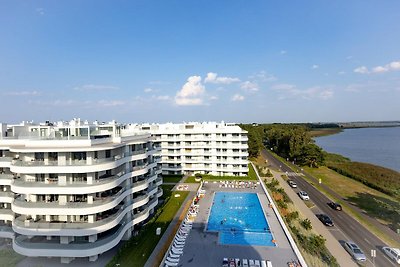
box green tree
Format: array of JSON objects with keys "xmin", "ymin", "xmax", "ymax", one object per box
[{"xmin": 300, "ymin": 144, "xmax": 325, "ymax": 167}]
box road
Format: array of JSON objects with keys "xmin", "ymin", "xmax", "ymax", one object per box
[{"xmin": 261, "ymin": 149, "xmax": 398, "ymax": 267}]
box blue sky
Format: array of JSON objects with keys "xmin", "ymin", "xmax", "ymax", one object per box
[{"xmin": 1, "ymin": 1, "xmax": 399, "ymax": 123}]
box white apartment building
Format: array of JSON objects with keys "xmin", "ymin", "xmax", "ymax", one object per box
[
  {"xmin": 131, "ymin": 122, "xmax": 249, "ymax": 176},
  {"xmin": 0, "ymin": 119, "xmax": 162, "ymax": 263}
]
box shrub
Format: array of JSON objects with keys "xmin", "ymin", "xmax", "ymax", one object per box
[
  {"xmin": 285, "ymin": 211, "xmax": 299, "ymax": 223},
  {"xmin": 266, "ymin": 169, "xmax": 273, "ymax": 177},
  {"xmin": 300, "ymin": 218, "xmax": 312, "ymax": 230},
  {"xmin": 276, "ymin": 199, "xmax": 288, "ymax": 209}
]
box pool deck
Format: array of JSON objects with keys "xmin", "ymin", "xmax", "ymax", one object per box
[{"xmin": 177, "ymin": 181, "xmax": 299, "ymax": 267}]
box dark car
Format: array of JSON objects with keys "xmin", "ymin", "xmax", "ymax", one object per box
[
  {"xmin": 316, "ymin": 214, "xmax": 334, "ymax": 226},
  {"xmin": 328, "ymin": 202, "xmax": 342, "ymax": 211}
]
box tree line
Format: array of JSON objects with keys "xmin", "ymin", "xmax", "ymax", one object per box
[{"xmin": 240, "ymin": 124, "xmax": 325, "ymax": 167}]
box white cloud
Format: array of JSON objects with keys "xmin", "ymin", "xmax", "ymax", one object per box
[
  {"xmin": 231, "ymin": 94, "xmax": 244, "ymax": 101},
  {"xmin": 389, "ymin": 61, "xmax": 400, "ymax": 70},
  {"xmin": 144, "ymin": 88, "xmax": 153, "ymax": 93},
  {"xmin": 73, "ymin": 84, "xmax": 119, "ymax": 91},
  {"xmin": 97, "ymin": 100, "xmax": 125, "ymax": 107},
  {"xmin": 272, "ymin": 84, "xmax": 333, "ymax": 100},
  {"xmin": 354, "ymin": 66, "xmax": 369, "ymax": 74},
  {"xmin": 36, "ymin": 8, "xmax": 44, "ymax": 15},
  {"xmin": 204, "ymin": 72, "xmax": 240, "ymax": 84},
  {"xmin": 372, "ymin": 66, "xmax": 388, "ymax": 73},
  {"xmin": 280, "ymin": 50, "xmax": 287, "ymax": 55},
  {"xmin": 248, "ymin": 71, "xmax": 276, "ymax": 82},
  {"xmin": 175, "ymin": 76, "xmax": 205, "ymax": 106},
  {"xmin": 156, "ymin": 95, "xmax": 171, "ymax": 101},
  {"xmin": 210, "ymin": 96, "xmax": 218, "ymax": 100},
  {"xmin": 355, "ymin": 60, "xmax": 400, "ymax": 74},
  {"xmin": 271, "ymin": 84, "xmax": 296, "ymax": 91},
  {"xmin": 4, "ymin": 90, "xmax": 40, "ymax": 96},
  {"xmin": 240, "ymin": 81, "xmax": 259, "ymax": 92},
  {"xmin": 311, "ymin": 64, "xmax": 319, "ymax": 69},
  {"xmin": 338, "ymin": 71, "xmax": 346, "ymax": 75}
]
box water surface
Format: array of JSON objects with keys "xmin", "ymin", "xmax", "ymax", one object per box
[{"xmin": 315, "ymin": 127, "xmax": 400, "ymax": 172}]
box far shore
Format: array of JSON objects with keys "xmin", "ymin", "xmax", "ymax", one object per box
[{"xmin": 309, "ymin": 128, "xmax": 342, "ymax": 137}]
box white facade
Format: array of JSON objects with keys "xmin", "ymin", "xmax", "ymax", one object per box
[
  {"xmin": 0, "ymin": 119, "xmax": 162, "ymax": 263},
  {"xmin": 131, "ymin": 122, "xmax": 249, "ymax": 176}
]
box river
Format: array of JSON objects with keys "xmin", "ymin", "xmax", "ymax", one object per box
[{"xmin": 314, "ymin": 127, "xmax": 400, "ymax": 172}]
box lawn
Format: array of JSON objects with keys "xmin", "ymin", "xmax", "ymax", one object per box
[
  {"xmin": 0, "ymin": 248, "xmax": 24, "ymax": 267},
  {"xmin": 304, "ymin": 166, "xmax": 400, "ymax": 232},
  {"xmin": 184, "ymin": 164, "xmax": 257, "ymax": 183},
  {"xmin": 161, "ymin": 175, "xmax": 183, "ymax": 184},
  {"xmin": 106, "ymin": 188, "xmax": 189, "ymax": 267}
]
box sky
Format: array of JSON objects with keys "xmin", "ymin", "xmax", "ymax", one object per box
[{"xmin": 1, "ymin": 1, "xmax": 399, "ymax": 124}]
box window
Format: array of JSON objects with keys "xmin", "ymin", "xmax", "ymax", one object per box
[{"xmin": 35, "ymin": 152, "xmax": 44, "ymax": 161}]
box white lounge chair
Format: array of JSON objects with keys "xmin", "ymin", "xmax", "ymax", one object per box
[
  {"xmin": 173, "ymin": 244, "xmax": 185, "ymax": 249},
  {"xmin": 261, "ymin": 260, "xmax": 267, "ymax": 267},
  {"xmin": 255, "ymin": 260, "xmax": 261, "ymax": 267},
  {"xmin": 166, "ymin": 257, "xmax": 180, "ymax": 263},
  {"xmin": 175, "ymin": 237, "xmax": 186, "ymax": 242},
  {"xmin": 164, "ymin": 260, "xmax": 178, "ymax": 266},
  {"xmin": 171, "ymin": 247, "xmax": 183, "ymax": 254},
  {"xmin": 235, "ymin": 258, "xmax": 241, "ymax": 266},
  {"xmin": 266, "ymin": 261, "xmax": 273, "ymax": 267},
  {"xmin": 169, "ymin": 252, "xmax": 180, "ymax": 258},
  {"xmin": 174, "ymin": 242, "xmax": 185, "ymax": 246},
  {"xmin": 249, "ymin": 259, "xmax": 255, "ymax": 267},
  {"xmin": 173, "ymin": 242, "xmax": 185, "ymax": 247},
  {"xmin": 242, "ymin": 259, "xmax": 249, "ymax": 267}
]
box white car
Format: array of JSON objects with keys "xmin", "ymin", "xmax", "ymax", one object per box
[
  {"xmin": 288, "ymin": 180, "xmax": 297, "ymax": 188},
  {"xmin": 344, "ymin": 241, "xmax": 366, "ymax": 262},
  {"xmin": 383, "ymin": 247, "xmax": 400, "ymax": 264},
  {"xmin": 298, "ymin": 191, "xmax": 310, "ymax": 200}
]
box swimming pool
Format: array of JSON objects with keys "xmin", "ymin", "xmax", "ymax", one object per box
[{"xmin": 207, "ymin": 192, "xmax": 275, "ymax": 246}]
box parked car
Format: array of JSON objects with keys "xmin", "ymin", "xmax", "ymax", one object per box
[
  {"xmin": 288, "ymin": 180, "xmax": 297, "ymax": 188},
  {"xmin": 328, "ymin": 202, "xmax": 342, "ymax": 211},
  {"xmin": 382, "ymin": 247, "xmax": 400, "ymax": 264},
  {"xmin": 316, "ymin": 214, "xmax": 334, "ymax": 226},
  {"xmin": 344, "ymin": 241, "xmax": 367, "ymax": 262},
  {"xmin": 298, "ymin": 191, "xmax": 310, "ymax": 200}
]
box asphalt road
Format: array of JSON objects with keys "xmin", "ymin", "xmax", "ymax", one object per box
[{"xmin": 261, "ymin": 149, "xmax": 398, "ymax": 267}]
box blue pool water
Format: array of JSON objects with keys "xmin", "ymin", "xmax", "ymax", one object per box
[{"xmin": 207, "ymin": 192, "xmax": 275, "ymax": 246}]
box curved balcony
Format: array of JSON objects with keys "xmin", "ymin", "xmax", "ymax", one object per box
[
  {"xmin": 0, "ymin": 191, "xmax": 14, "ymax": 203},
  {"xmin": 12, "ymin": 180, "xmax": 151, "ymax": 216},
  {"xmin": 11, "ymin": 163, "xmax": 158, "ymax": 195},
  {"xmin": 0, "ymin": 225, "xmax": 14, "ymax": 239},
  {"xmin": 0, "ymin": 157, "xmax": 12, "ymax": 168},
  {"xmin": 13, "ymin": 197, "xmax": 159, "ymax": 258},
  {"xmin": 9, "ymin": 150, "xmax": 157, "ymax": 174},
  {"xmin": 0, "ymin": 209, "xmax": 14, "ymax": 221},
  {"xmin": 0, "ymin": 174, "xmax": 13, "ymax": 186},
  {"xmin": 12, "ymin": 193, "xmax": 156, "ymax": 236}
]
